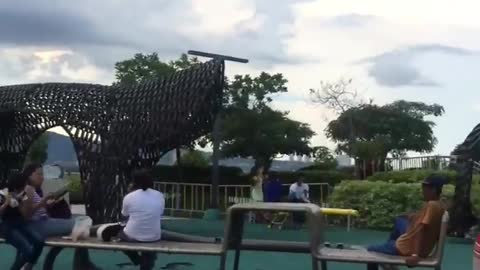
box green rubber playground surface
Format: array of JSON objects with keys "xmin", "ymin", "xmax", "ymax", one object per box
[{"xmin": 0, "ymin": 218, "xmax": 473, "ymax": 269}]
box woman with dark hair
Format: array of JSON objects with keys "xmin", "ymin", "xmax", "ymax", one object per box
[
  {"xmin": 120, "ymin": 169, "xmax": 165, "ymax": 269},
  {"xmin": 1, "ymin": 173, "xmax": 45, "ymax": 270},
  {"xmin": 22, "ymin": 163, "xmax": 75, "ymax": 237}
]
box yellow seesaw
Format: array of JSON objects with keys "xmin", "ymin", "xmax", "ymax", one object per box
[{"xmin": 268, "ymin": 207, "xmax": 359, "ymax": 231}]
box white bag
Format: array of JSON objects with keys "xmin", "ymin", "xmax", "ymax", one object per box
[{"xmin": 71, "ymin": 216, "xmax": 92, "ymax": 241}]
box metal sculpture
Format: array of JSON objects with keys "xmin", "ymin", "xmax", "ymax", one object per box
[
  {"xmin": 449, "ymin": 124, "xmax": 480, "ymax": 236},
  {"xmin": 0, "ymin": 59, "xmax": 225, "ymax": 223}
]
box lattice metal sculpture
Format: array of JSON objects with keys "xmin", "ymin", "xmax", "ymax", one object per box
[{"xmin": 0, "ymin": 59, "xmax": 225, "ymax": 223}]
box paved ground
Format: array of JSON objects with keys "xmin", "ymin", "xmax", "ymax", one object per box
[{"xmin": 0, "ymin": 216, "xmax": 473, "ymax": 269}]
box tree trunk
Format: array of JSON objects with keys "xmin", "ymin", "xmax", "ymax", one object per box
[
  {"xmin": 449, "ymin": 154, "xmax": 477, "ymax": 236},
  {"xmin": 253, "ymin": 157, "xmax": 273, "ymax": 173}
]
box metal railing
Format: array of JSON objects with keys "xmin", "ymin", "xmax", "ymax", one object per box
[
  {"xmin": 383, "ymin": 155, "xmax": 451, "ymax": 171},
  {"xmin": 153, "ymin": 182, "xmax": 331, "ymax": 215}
]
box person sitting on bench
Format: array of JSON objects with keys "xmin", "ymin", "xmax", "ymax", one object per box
[
  {"xmin": 1, "ymin": 173, "xmax": 45, "ymax": 270},
  {"xmin": 120, "ymin": 169, "xmax": 165, "ymax": 270},
  {"xmin": 367, "ymin": 174, "xmax": 447, "ymax": 268},
  {"xmin": 288, "ymin": 177, "xmax": 310, "ymax": 227}
]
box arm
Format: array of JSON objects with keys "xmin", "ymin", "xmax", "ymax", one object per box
[
  {"xmin": 405, "ymin": 203, "xmax": 436, "ymax": 266},
  {"xmin": 405, "ymin": 224, "xmax": 426, "ymax": 266},
  {"xmin": 121, "ymin": 196, "xmax": 129, "ymax": 218}
]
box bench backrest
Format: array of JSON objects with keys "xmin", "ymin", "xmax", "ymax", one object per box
[
  {"xmin": 431, "ymin": 211, "xmax": 449, "ymax": 263},
  {"xmin": 223, "ymin": 203, "xmax": 324, "ymax": 251}
]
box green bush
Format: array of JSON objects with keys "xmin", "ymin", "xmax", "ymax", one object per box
[
  {"xmin": 366, "ymin": 169, "xmax": 457, "ymax": 183},
  {"xmin": 67, "ymin": 174, "xmax": 84, "ymax": 204},
  {"xmin": 329, "ymin": 180, "xmax": 454, "ymax": 230}
]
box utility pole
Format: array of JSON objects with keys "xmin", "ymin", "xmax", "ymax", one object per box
[{"xmin": 187, "ymin": 50, "xmax": 248, "ymax": 215}]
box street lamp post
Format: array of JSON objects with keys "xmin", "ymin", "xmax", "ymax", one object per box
[{"xmin": 187, "ymin": 50, "xmax": 248, "ymax": 218}]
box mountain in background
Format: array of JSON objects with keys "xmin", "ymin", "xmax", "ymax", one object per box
[{"xmin": 44, "ymin": 132, "xmax": 350, "ymax": 173}]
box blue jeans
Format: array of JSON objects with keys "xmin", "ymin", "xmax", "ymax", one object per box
[
  {"xmin": 367, "ymin": 216, "xmax": 409, "ymax": 255},
  {"xmin": 28, "ymin": 217, "xmax": 75, "ymax": 238},
  {"xmin": 2, "ymin": 219, "xmax": 45, "ymax": 270}
]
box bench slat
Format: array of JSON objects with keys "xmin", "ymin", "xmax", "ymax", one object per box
[
  {"xmin": 316, "ymin": 246, "xmax": 437, "ymax": 266},
  {"xmin": 43, "ymin": 237, "xmax": 224, "ymax": 255}
]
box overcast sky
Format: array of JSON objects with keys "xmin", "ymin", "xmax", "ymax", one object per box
[{"xmin": 2, "ymin": 0, "xmax": 480, "ymax": 155}]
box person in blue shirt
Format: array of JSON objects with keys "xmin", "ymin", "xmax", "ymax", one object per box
[{"xmin": 263, "ymin": 172, "xmax": 283, "ymax": 203}]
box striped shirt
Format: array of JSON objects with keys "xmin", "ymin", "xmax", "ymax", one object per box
[{"xmin": 30, "ymin": 186, "xmax": 48, "ymax": 220}]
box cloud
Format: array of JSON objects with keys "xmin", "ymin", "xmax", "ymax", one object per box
[
  {"xmin": 358, "ymin": 44, "xmax": 474, "ymax": 87},
  {"xmin": 0, "ymin": 0, "xmax": 314, "ymax": 83},
  {"xmin": 322, "ymin": 13, "xmax": 378, "ymax": 28}
]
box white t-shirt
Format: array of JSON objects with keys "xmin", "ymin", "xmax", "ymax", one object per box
[
  {"xmin": 121, "ymin": 188, "xmax": 165, "ymax": 242},
  {"xmin": 289, "ymin": 183, "xmax": 309, "ymax": 200}
]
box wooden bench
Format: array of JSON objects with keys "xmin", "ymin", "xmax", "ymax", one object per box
[{"xmin": 312, "ymin": 211, "xmax": 449, "ymax": 270}]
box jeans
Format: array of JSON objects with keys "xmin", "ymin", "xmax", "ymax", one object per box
[
  {"xmin": 367, "ymin": 216, "xmax": 409, "ymax": 255},
  {"xmin": 27, "ymin": 217, "xmax": 75, "ymax": 238},
  {"xmin": 2, "ymin": 219, "xmax": 45, "ymax": 270},
  {"xmin": 288, "ymin": 197, "xmax": 306, "ymax": 224}
]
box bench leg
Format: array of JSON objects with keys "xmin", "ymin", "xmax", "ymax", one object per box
[
  {"xmin": 366, "ymin": 263, "xmax": 379, "ymax": 270},
  {"xmin": 233, "ymin": 248, "xmax": 241, "ymax": 270},
  {"xmin": 320, "ymin": 260, "xmax": 327, "ymax": 270},
  {"xmin": 73, "ymin": 248, "xmax": 101, "ymax": 270},
  {"xmin": 43, "ymin": 247, "xmax": 63, "ymax": 270},
  {"xmin": 219, "ymin": 254, "xmax": 227, "ymax": 270},
  {"xmin": 311, "ymin": 257, "xmax": 319, "ymax": 270}
]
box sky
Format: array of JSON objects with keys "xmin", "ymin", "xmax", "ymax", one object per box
[{"xmin": 1, "ymin": 0, "xmax": 480, "ymax": 156}]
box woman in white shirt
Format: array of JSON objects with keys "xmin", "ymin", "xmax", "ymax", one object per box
[
  {"xmin": 120, "ymin": 170, "xmax": 165, "ymax": 270},
  {"xmin": 250, "ymin": 166, "xmax": 264, "ymax": 202}
]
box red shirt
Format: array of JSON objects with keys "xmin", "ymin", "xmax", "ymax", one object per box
[{"xmin": 475, "ymin": 234, "xmax": 480, "ymax": 258}]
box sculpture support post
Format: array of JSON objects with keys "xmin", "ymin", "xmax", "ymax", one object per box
[
  {"xmin": 210, "ymin": 114, "xmax": 222, "ymax": 209},
  {"xmin": 450, "ymin": 154, "xmax": 477, "ymax": 236},
  {"xmin": 188, "ymin": 50, "xmax": 248, "ymax": 219}
]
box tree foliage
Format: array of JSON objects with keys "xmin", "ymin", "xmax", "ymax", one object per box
[
  {"xmin": 114, "ymin": 52, "xmax": 199, "ymax": 86},
  {"xmin": 27, "ymin": 134, "xmax": 49, "ymax": 164},
  {"xmin": 179, "ymin": 150, "xmax": 210, "ymax": 168},
  {"xmin": 326, "ymin": 100, "xmax": 444, "ymax": 160},
  {"xmin": 220, "ymin": 73, "xmax": 315, "ymax": 169},
  {"xmin": 310, "ymin": 146, "xmax": 338, "ymax": 170}
]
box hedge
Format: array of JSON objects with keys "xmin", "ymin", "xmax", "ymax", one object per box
[
  {"xmin": 329, "ymin": 180, "xmax": 454, "ymax": 230},
  {"xmin": 366, "ymin": 169, "xmax": 457, "ymax": 183}
]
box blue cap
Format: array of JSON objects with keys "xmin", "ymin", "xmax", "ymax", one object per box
[{"xmin": 422, "ymin": 174, "xmax": 449, "ymax": 187}]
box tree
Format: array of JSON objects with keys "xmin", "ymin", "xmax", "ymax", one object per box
[
  {"xmin": 326, "ymin": 100, "xmax": 444, "ymax": 177},
  {"xmin": 114, "ymin": 53, "xmax": 200, "ymax": 86},
  {"xmin": 309, "ymin": 78, "xmax": 366, "ymax": 115},
  {"xmin": 27, "ymin": 134, "xmax": 49, "ymax": 164},
  {"xmin": 179, "ymin": 149, "xmax": 210, "ymax": 168},
  {"xmin": 310, "ymin": 146, "xmax": 338, "ymax": 170},
  {"xmin": 220, "ymin": 73, "xmax": 315, "ymax": 170},
  {"xmin": 310, "ymin": 78, "xmax": 368, "ymax": 177}
]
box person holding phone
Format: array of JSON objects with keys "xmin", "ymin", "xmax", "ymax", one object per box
[
  {"xmin": 22, "ymin": 163, "xmax": 75, "ymax": 237},
  {"xmin": 0, "ymin": 173, "xmax": 45, "ymax": 270}
]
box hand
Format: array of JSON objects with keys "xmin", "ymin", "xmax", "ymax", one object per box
[
  {"xmin": 46, "ymin": 199, "xmax": 57, "ymax": 206},
  {"xmin": 405, "ymin": 255, "xmax": 421, "ymax": 267},
  {"xmin": 2, "ymin": 194, "xmax": 11, "ymax": 207}
]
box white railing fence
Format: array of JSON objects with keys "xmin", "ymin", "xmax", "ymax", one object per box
[{"xmin": 153, "ymin": 182, "xmax": 331, "ymax": 214}]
